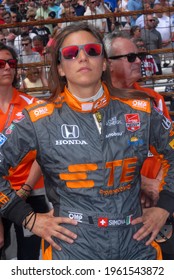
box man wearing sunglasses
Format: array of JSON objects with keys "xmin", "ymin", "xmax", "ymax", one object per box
[{"xmin": 104, "ymin": 32, "xmax": 174, "ymax": 259}]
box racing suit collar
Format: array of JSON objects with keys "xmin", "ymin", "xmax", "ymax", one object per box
[{"xmin": 63, "ymin": 82, "xmax": 110, "ymax": 113}]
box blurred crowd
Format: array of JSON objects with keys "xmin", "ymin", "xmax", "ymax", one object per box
[{"xmin": 0, "ymin": 0, "xmax": 174, "ymax": 92}]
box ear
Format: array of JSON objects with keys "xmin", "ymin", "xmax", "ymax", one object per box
[
  {"xmin": 102, "ymin": 58, "xmax": 107, "ymax": 72},
  {"xmin": 57, "ymin": 64, "xmax": 65, "ymax": 77}
]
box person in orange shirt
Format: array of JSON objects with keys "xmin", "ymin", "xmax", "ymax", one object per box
[
  {"xmin": 104, "ymin": 32, "xmax": 174, "ymax": 259},
  {"xmin": 0, "ymin": 43, "xmax": 49, "ymax": 260}
]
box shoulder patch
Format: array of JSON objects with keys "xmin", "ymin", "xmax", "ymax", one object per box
[
  {"xmin": 116, "ymin": 98, "xmax": 151, "ymax": 113},
  {"xmin": 25, "ymin": 101, "xmax": 55, "ymax": 122}
]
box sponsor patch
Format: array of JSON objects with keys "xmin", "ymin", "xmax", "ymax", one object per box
[
  {"xmin": 33, "ymin": 106, "xmax": 48, "ymax": 117},
  {"xmin": 106, "ymin": 131, "xmax": 123, "ymax": 138},
  {"xmin": 162, "ymin": 116, "xmax": 171, "ymax": 130},
  {"xmin": 98, "ymin": 215, "xmax": 133, "ymax": 227},
  {"xmin": 106, "ymin": 116, "xmax": 122, "ymax": 126},
  {"xmin": 132, "ymin": 100, "xmax": 148, "ymax": 110},
  {"xmin": 13, "ymin": 112, "xmax": 25, "ymax": 123},
  {"xmin": 0, "ymin": 134, "xmax": 7, "ymax": 147},
  {"xmin": 125, "ymin": 113, "xmax": 140, "ymax": 132},
  {"xmin": 169, "ymin": 139, "xmax": 174, "ymax": 149},
  {"xmin": 68, "ymin": 211, "xmax": 83, "ymax": 223},
  {"xmin": 5, "ymin": 124, "xmax": 15, "ymax": 135},
  {"xmin": 98, "ymin": 217, "xmax": 108, "ymax": 227},
  {"xmin": 128, "ymin": 136, "xmax": 144, "ymax": 146}
]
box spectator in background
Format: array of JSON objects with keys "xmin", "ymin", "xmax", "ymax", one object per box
[
  {"xmin": 0, "ymin": 33, "xmax": 6, "ymax": 44},
  {"xmin": 117, "ymin": 0, "xmax": 130, "ymax": 28},
  {"xmin": 0, "ymin": 4, "xmax": 5, "ymax": 24},
  {"xmin": 127, "ymin": 0, "xmax": 143, "ymax": 26},
  {"xmin": 35, "ymin": 0, "xmax": 53, "ymax": 34},
  {"xmin": 154, "ymin": 3, "xmax": 174, "ymax": 66},
  {"xmin": 21, "ymin": 66, "xmax": 48, "ymax": 92},
  {"xmin": 135, "ymin": 0, "xmax": 151, "ymax": 28},
  {"xmin": 48, "ymin": 0, "xmax": 62, "ymax": 18},
  {"xmin": 32, "ymin": 35, "xmax": 45, "ymax": 57},
  {"xmin": 71, "ymin": 0, "xmax": 86, "ymax": 16},
  {"xmin": 31, "ymin": 16, "xmax": 51, "ymax": 46},
  {"xmin": 14, "ymin": 26, "xmax": 36, "ymax": 54},
  {"xmin": 58, "ymin": 0, "xmax": 72, "ymax": 18},
  {"xmin": 2, "ymin": 11, "xmax": 17, "ymax": 48},
  {"xmin": 26, "ymin": 9, "xmax": 37, "ymax": 32},
  {"xmin": 132, "ymin": 37, "xmax": 158, "ymax": 77},
  {"xmin": 130, "ymin": 25, "xmax": 142, "ymax": 40},
  {"xmin": 2, "ymin": 11, "xmax": 12, "ymax": 25},
  {"xmin": 84, "ymin": 0, "xmax": 106, "ymax": 34},
  {"xmin": 141, "ymin": 14, "xmax": 162, "ymax": 74},
  {"xmin": 17, "ymin": 1, "xmax": 28, "ymax": 21},
  {"xmin": 58, "ymin": 6, "xmax": 76, "ymax": 29},
  {"xmin": 19, "ymin": 36, "xmax": 41, "ymax": 64}
]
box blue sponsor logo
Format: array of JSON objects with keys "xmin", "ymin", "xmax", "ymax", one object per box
[
  {"xmin": 128, "ymin": 136, "xmax": 144, "ymax": 146},
  {"xmin": 0, "ymin": 133, "xmax": 7, "ymax": 147}
]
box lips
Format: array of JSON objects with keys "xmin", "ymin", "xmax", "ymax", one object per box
[{"xmin": 77, "ymin": 67, "xmax": 91, "ymax": 72}]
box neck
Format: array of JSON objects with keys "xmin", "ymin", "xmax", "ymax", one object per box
[
  {"xmin": 111, "ymin": 77, "xmax": 126, "ymax": 89},
  {"xmin": 68, "ymin": 81, "xmax": 102, "ymax": 99}
]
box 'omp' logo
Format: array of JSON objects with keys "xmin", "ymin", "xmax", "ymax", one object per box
[
  {"xmin": 61, "ymin": 124, "xmax": 79, "ymax": 139},
  {"xmin": 68, "ymin": 211, "xmax": 83, "ymax": 222},
  {"xmin": 33, "ymin": 107, "xmax": 48, "ymax": 117},
  {"xmin": 132, "ymin": 100, "xmax": 148, "ymax": 109}
]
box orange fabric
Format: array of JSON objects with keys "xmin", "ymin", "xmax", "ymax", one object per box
[
  {"xmin": 141, "ymin": 157, "xmax": 161, "ymax": 179},
  {"xmin": 0, "ymin": 88, "xmax": 44, "ymax": 190},
  {"xmin": 42, "ymin": 239, "xmax": 52, "ymax": 260},
  {"xmin": 151, "ymin": 241, "xmax": 163, "ymax": 260},
  {"xmin": 133, "ymin": 83, "xmax": 171, "ymax": 179}
]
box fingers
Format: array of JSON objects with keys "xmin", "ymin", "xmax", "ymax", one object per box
[{"xmin": 39, "ymin": 216, "xmax": 78, "ymax": 251}]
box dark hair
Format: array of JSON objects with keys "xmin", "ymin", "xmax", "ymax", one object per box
[
  {"xmin": 21, "ymin": 36, "xmax": 32, "ymax": 44},
  {"xmin": 0, "ymin": 43, "xmax": 18, "ymax": 87},
  {"xmin": 130, "ymin": 25, "xmax": 140, "ymax": 37},
  {"xmin": 48, "ymin": 22, "xmax": 112, "ymax": 101}
]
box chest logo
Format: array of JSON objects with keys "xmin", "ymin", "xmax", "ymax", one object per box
[
  {"xmin": 61, "ymin": 124, "xmax": 79, "ymax": 139},
  {"xmin": 125, "ymin": 113, "xmax": 140, "ymax": 132}
]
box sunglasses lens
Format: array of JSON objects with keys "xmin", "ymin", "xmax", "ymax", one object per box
[
  {"xmin": 8, "ymin": 59, "xmax": 17, "ymax": 68},
  {"xmin": 84, "ymin": 44, "xmax": 102, "ymax": 57},
  {"xmin": 62, "ymin": 46, "xmax": 79, "ymax": 59},
  {"xmin": 127, "ymin": 53, "xmax": 137, "ymax": 62},
  {"xmin": 0, "ymin": 60, "xmax": 6, "ymax": 68}
]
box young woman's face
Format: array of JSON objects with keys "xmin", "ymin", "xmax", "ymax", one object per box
[
  {"xmin": 58, "ymin": 31, "xmax": 106, "ymax": 94},
  {"xmin": 0, "ymin": 50, "xmax": 16, "ymax": 87}
]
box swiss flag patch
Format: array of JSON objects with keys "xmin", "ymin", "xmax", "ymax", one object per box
[{"xmin": 98, "ymin": 217, "xmax": 108, "ymax": 227}]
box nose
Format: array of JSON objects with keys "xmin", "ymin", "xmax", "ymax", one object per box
[
  {"xmin": 78, "ymin": 48, "xmax": 88, "ymax": 61},
  {"xmin": 4, "ymin": 61, "xmax": 11, "ymax": 69}
]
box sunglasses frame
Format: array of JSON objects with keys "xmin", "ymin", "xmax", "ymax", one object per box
[
  {"xmin": 108, "ymin": 52, "xmax": 148, "ymax": 63},
  {"xmin": 59, "ymin": 43, "xmax": 103, "ymax": 61},
  {"xmin": 0, "ymin": 59, "xmax": 17, "ymax": 69}
]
